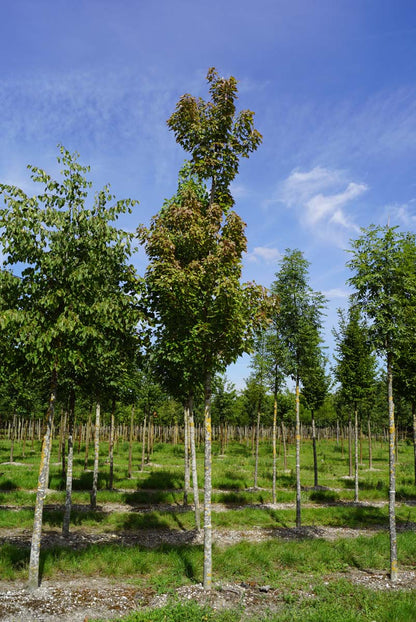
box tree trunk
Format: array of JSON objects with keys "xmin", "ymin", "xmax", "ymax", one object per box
[
  {"xmin": 295, "ymin": 378, "xmax": 301, "ymax": 528},
  {"xmin": 28, "ymin": 369, "xmax": 57, "ymax": 590},
  {"xmin": 311, "ymin": 411, "xmax": 318, "ymax": 488},
  {"xmin": 203, "ymin": 373, "xmax": 213, "ymax": 590},
  {"xmin": 128, "ymin": 405, "xmax": 135, "ymax": 479},
  {"xmin": 189, "ymin": 398, "xmax": 200, "ymax": 530},
  {"xmin": 368, "ymin": 416, "xmax": 373, "ymax": 470},
  {"xmin": 348, "ymin": 414, "xmax": 353, "ymax": 477},
  {"xmin": 354, "ymin": 406, "xmax": 359, "ymax": 503},
  {"xmin": 109, "ymin": 402, "xmax": 115, "ymax": 491},
  {"xmin": 61, "ymin": 411, "xmax": 67, "ymax": 480},
  {"xmin": 387, "ymin": 354, "xmax": 398, "ymax": 581},
  {"xmin": 183, "ymin": 405, "xmax": 190, "ymax": 505},
  {"xmin": 84, "ymin": 411, "xmax": 92, "ymax": 471},
  {"xmin": 253, "ymin": 406, "xmax": 261, "ymax": 489},
  {"xmin": 412, "ymin": 403, "xmax": 416, "ymax": 486},
  {"xmin": 63, "ymin": 387, "xmax": 76, "ymax": 537},
  {"xmin": 141, "ymin": 415, "xmax": 147, "ymax": 472},
  {"xmin": 9, "ymin": 414, "xmax": 16, "ymax": 463},
  {"xmin": 90, "ymin": 401, "xmax": 100, "ymax": 509},
  {"xmin": 282, "ymin": 420, "xmax": 287, "ymax": 471},
  {"xmin": 272, "ymin": 394, "xmax": 277, "ymax": 504}
]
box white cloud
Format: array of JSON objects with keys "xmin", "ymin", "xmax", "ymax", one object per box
[
  {"xmin": 277, "ymin": 166, "xmax": 367, "ymax": 241},
  {"xmin": 323, "ymin": 287, "xmax": 350, "ymax": 299},
  {"xmin": 382, "ymin": 200, "xmax": 416, "ymax": 227},
  {"xmin": 247, "ymin": 246, "xmax": 281, "ymax": 263}
]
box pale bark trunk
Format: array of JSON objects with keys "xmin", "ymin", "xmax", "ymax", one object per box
[
  {"xmin": 84, "ymin": 412, "xmax": 91, "ymax": 471},
  {"xmin": 128, "ymin": 405, "xmax": 135, "ymax": 479},
  {"xmin": 354, "ymin": 407, "xmax": 359, "ymax": 503},
  {"xmin": 368, "ymin": 416, "xmax": 373, "ymax": 470},
  {"xmin": 189, "ymin": 400, "xmax": 200, "ymax": 530},
  {"xmin": 387, "ymin": 355, "xmax": 398, "ymax": 581},
  {"xmin": 203, "ymin": 373, "xmax": 213, "ymax": 590},
  {"xmin": 311, "ymin": 411, "xmax": 318, "ymax": 488},
  {"xmin": 412, "ymin": 404, "xmax": 416, "ymax": 486},
  {"xmin": 90, "ymin": 401, "xmax": 100, "ymax": 509},
  {"xmin": 109, "ymin": 403, "xmax": 115, "ymax": 491},
  {"xmin": 348, "ymin": 414, "xmax": 353, "ymax": 477},
  {"xmin": 183, "ymin": 405, "xmax": 190, "ymax": 506},
  {"xmin": 63, "ymin": 388, "xmax": 75, "ymax": 537},
  {"xmin": 253, "ymin": 406, "xmax": 260, "ymax": 489},
  {"xmin": 141, "ymin": 415, "xmax": 147, "ymax": 472},
  {"xmin": 28, "ymin": 370, "xmax": 57, "ymax": 590},
  {"xmin": 295, "ymin": 379, "xmax": 301, "ymax": 528},
  {"xmin": 9, "ymin": 414, "xmax": 16, "ymax": 462},
  {"xmin": 282, "ymin": 420, "xmax": 287, "ymax": 471},
  {"xmin": 61, "ymin": 411, "xmax": 67, "ymax": 479},
  {"xmin": 272, "ymin": 395, "xmax": 277, "ymax": 504}
]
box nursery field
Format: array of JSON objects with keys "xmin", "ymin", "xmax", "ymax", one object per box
[{"xmin": 0, "ymin": 434, "xmax": 416, "ymax": 621}]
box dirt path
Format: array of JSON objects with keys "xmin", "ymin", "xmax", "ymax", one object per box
[
  {"xmin": 1, "ymin": 569, "xmax": 416, "ymax": 622},
  {"xmin": 1, "ymin": 493, "xmax": 416, "ymax": 620}
]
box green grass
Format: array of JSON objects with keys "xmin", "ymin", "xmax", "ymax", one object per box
[
  {"xmin": 92, "ymin": 586, "xmax": 416, "ymax": 622},
  {"xmin": 1, "ymin": 435, "xmax": 415, "ymax": 621}
]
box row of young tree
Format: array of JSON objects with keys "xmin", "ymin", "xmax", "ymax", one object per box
[{"xmin": 1, "ymin": 67, "xmax": 415, "ymax": 588}]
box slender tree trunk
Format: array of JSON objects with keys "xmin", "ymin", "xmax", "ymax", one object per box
[
  {"xmin": 183, "ymin": 405, "xmax": 191, "ymax": 505},
  {"xmin": 412, "ymin": 403, "xmax": 416, "ymax": 486},
  {"xmin": 141, "ymin": 415, "xmax": 147, "ymax": 472},
  {"xmin": 368, "ymin": 416, "xmax": 373, "ymax": 470},
  {"xmin": 387, "ymin": 354, "xmax": 398, "ymax": 581},
  {"xmin": 254, "ymin": 406, "xmax": 261, "ymax": 489},
  {"xmin": 9, "ymin": 414, "xmax": 16, "ymax": 463},
  {"xmin": 203, "ymin": 373, "xmax": 213, "ymax": 590},
  {"xmin": 63, "ymin": 387, "xmax": 76, "ymax": 537},
  {"xmin": 90, "ymin": 401, "xmax": 100, "ymax": 509},
  {"xmin": 336, "ymin": 419, "xmax": 340, "ymax": 446},
  {"xmin": 28, "ymin": 369, "xmax": 57, "ymax": 590},
  {"xmin": 22, "ymin": 419, "xmax": 28, "ymax": 458},
  {"xmin": 272, "ymin": 394, "xmax": 277, "ymax": 504},
  {"xmin": 189, "ymin": 398, "xmax": 200, "ymax": 530},
  {"xmin": 128, "ymin": 405, "xmax": 135, "ymax": 479},
  {"xmin": 354, "ymin": 406, "xmax": 359, "ymax": 503},
  {"xmin": 109, "ymin": 402, "xmax": 115, "ymax": 491},
  {"xmin": 311, "ymin": 411, "xmax": 318, "ymax": 488},
  {"xmin": 84, "ymin": 411, "xmax": 92, "ymax": 471},
  {"xmin": 295, "ymin": 378, "xmax": 301, "ymax": 528},
  {"xmin": 61, "ymin": 411, "xmax": 67, "ymax": 480},
  {"xmin": 282, "ymin": 420, "xmax": 287, "ymax": 471},
  {"xmin": 348, "ymin": 414, "xmax": 353, "ymax": 477}
]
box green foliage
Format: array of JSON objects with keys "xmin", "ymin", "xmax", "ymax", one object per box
[
  {"xmin": 0, "ymin": 146, "xmax": 142, "ymax": 406},
  {"xmin": 271, "ymin": 249, "xmax": 326, "ymax": 384},
  {"xmin": 167, "ymin": 67, "xmax": 262, "ymax": 210},
  {"xmin": 139, "ymin": 175, "xmax": 267, "ymax": 400},
  {"xmin": 333, "ymin": 305, "xmax": 377, "ymax": 409},
  {"xmin": 347, "ymin": 225, "xmax": 416, "ymax": 359}
]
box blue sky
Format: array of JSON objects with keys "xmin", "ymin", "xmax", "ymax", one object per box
[{"xmin": 1, "ymin": 1, "xmax": 416, "ymax": 389}]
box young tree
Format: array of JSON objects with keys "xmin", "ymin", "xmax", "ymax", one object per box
[
  {"xmin": 347, "ymin": 225, "xmax": 416, "ymax": 581},
  {"xmin": 301, "ymin": 349, "xmax": 331, "ymax": 488},
  {"xmin": 0, "ymin": 147, "xmax": 141, "ymax": 588},
  {"xmin": 333, "ymin": 305, "xmax": 377, "ymax": 501},
  {"xmin": 141, "ymin": 68, "xmax": 264, "ymax": 590},
  {"xmin": 139, "ymin": 174, "xmax": 267, "ymax": 588},
  {"xmin": 167, "ymin": 67, "xmax": 262, "ymax": 210},
  {"xmin": 271, "ymin": 249, "xmax": 326, "ymax": 527}
]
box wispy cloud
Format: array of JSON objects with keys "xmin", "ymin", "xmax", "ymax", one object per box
[
  {"xmin": 276, "ymin": 166, "xmax": 367, "ymax": 243},
  {"xmin": 323, "ymin": 287, "xmax": 350, "ymax": 300},
  {"xmin": 247, "ymin": 246, "xmax": 281, "ymax": 263},
  {"xmin": 382, "ymin": 199, "xmax": 416, "ymax": 227}
]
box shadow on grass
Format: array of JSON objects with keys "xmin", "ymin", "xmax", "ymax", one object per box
[
  {"xmin": 138, "ymin": 469, "xmax": 184, "ymax": 491},
  {"xmin": 0, "ymin": 479, "xmax": 19, "ymax": 491}
]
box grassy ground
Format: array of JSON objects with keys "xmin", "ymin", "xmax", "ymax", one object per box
[{"xmin": 0, "ymin": 433, "xmax": 415, "ymax": 620}]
